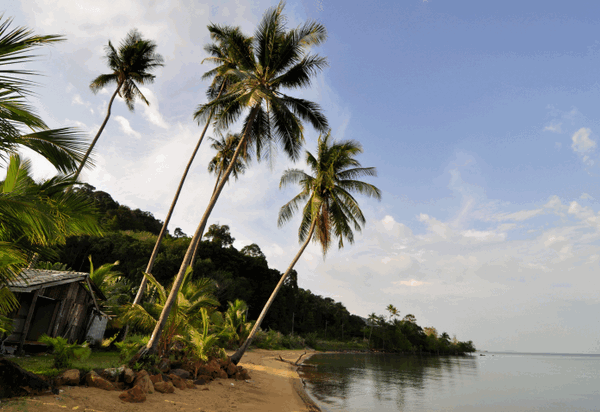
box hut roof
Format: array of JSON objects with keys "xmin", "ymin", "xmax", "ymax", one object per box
[{"xmin": 7, "ymin": 269, "xmax": 106, "ymax": 301}]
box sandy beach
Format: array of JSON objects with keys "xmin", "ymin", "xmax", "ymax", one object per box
[{"xmin": 0, "ymin": 349, "xmax": 321, "ymax": 412}]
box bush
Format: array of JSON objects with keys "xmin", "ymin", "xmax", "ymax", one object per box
[
  {"xmin": 252, "ymin": 329, "xmax": 305, "ymax": 350},
  {"xmin": 114, "ymin": 334, "xmax": 149, "ymax": 361},
  {"xmin": 38, "ymin": 335, "xmax": 91, "ymax": 369}
]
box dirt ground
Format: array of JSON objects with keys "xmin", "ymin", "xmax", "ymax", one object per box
[{"xmin": 0, "ymin": 349, "xmax": 320, "ymax": 412}]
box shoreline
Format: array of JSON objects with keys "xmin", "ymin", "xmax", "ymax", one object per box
[{"xmin": 0, "ymin": 349, "xmax": 324, "ymax": 412}]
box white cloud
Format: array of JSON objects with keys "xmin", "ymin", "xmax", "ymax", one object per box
[
  {"xmin": 544, "ymin": 122, "xmax": 562, "ymax": 133},
  {"xmin": 114, "ymin": 116, "xmax": 142, "ymax": 139},
  {"xmin": 138, "ymin": 87, "xmax": 169, "ymax": 129},
  {"xmin": 571, "ymin": 127, "xmax": 596, "ymax": 154}
]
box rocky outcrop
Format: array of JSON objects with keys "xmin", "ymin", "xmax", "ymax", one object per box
[
  {"xmin": 85, "ymin": 371, "xmax": 115, "ymax": 391},
  {"xmin": 153, "ymin": 381, "xmax": 175, "ymax": 393},
  {"xmin": 55, "ymin": 369, "xmax": 80, "ymax": 386},
  {"xmin": 133, "ymin": 370, "xmax": 154, "ymax": 394},
  {"xmin": 119, "ymin": 385, "xmax": 146, "ymax": 403},
  {"xmin": 170, "ymin": 368, "xmax": 191, "ymax": 379},
  {"xmin": 168, "ymin": 373, "xmax": 187, "ymax": 390}
]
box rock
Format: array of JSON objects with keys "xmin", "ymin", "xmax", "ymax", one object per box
[
  {"xmin": 239, "ymin": 369, "xmax": 250, "ymax": 380},
  {"xmin": 154, "ymin": 381, "xmax": 175, "ymax": 394},
  {"xmin": 157, "ymin": 358, "xmax": 170, "ymax": 373},
  {"xmin": 226, "ymin": 362, "xmax": 237, "ymax": 376},
  {"xmin": 207, "ymin": 359, "xmax": 221, "ymax": 377},
  {"xmin": 85, "ymin": 371, "xmax": 115, "ymax": 391},
  {"xmin": 150, "ymin": 374, "xmax": 163, "ymax": 384},
  {"xmin": 133, "ymin": 370, "xmax": 153, "ymax": 394},
  {"xmin": 56, "ymin": 369, "xmax": 80, "ymax": 386},
  {"xmin": 168, "ymin": 374, "xmax": 187, "ymax": 390},
  {"xmin": 123, "ymin": 368, "xmax": 135, "ymax": 384},
  {"xmin": 119, "ymin": 385, "xmax": 146, "ymax": 403},
  {"xmin": 100, "ymin": 366, "xmax": 125, "ymax": 382},
  {"xmin": 0, "ymin": 358, "xmax": 55, "ymax": 398},
  {"xmin": 194, "ymin": 375, "xmax": 211, "ymax": 385},
  {"xmin": 217, "ymin": 369, "xmax": 228, "ymax": 380},
  {"xmin": 170, "ymin": 368, "xmax": 191, "ymax": 380},
  {"xmin": 185, "ymin": 379, "xmax": 196, "ymax": 389}
]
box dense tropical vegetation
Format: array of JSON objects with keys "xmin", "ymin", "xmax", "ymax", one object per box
[{"xmin": 0, "ymin": 2, "xmax": 475, "ymax": 378}]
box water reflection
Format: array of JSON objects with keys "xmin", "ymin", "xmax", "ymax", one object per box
[{"xmin": 299, "ymin": 353, "xmax": 479, "ymax": 411}]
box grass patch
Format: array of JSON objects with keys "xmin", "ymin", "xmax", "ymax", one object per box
[{"xmin": 11, "ymin": 351, "xmax": 122, "ymax": 378}]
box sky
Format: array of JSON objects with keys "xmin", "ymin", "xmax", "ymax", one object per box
[{"xmin": 5, "ymin": 0, "xmax": 600, "ymax": 353}]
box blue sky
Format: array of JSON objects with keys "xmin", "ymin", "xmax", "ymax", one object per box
[{"xmin": 7, "ymin": 0, "xmax": 600, "ymax": 353}]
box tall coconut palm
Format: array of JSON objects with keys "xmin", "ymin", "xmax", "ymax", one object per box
[
  {"xmin": 130, "ymin": 25, "xmax": 246, "ymax": 310},
  {"xmin": 230, "ymin": 131, "xmax": 381, "ymax": 363},
  {"xmin": 139, "ymin": 2, "xmax": 329, "ymax": 357},
  {"xmin": 187, "ymin": 133, "xmax": 249, "ymax": 267},
  {"xmin": 207, "ymin": 133, "xmax": 249, "ymax": 194},
  {"xmin": 72, "ymin": 29, "xmax": 164, "ymax": 182},
  {"xmin": 0, "ymin": 15, "xmax": 89, "ymax": 173}
]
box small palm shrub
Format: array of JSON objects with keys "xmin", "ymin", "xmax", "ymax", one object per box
[
  {"xmin": 114, "ymin": 334, "xmax": 149, "ymax": 361},
  {"xmin": 39, "ymin": 335, "xmax": 91, "ymax": 369}
]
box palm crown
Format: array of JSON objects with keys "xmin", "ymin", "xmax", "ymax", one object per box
[
  {"xmin": 279, "ymin": 131, "xmax": 382, "ymax": 255},
  {"xmin": 194, "ymin": 2, "xmax": 329, "ymax": 163},
  {"xmin": 90, "ymin": 29, "xmax": 164, "ymax": 111}
]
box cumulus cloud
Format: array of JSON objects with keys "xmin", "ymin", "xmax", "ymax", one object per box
[
  {"xmin": 114, "ymin": 116, "xmax": 142, "ymax": 139},
  {"xmin": 571, "ymin": 127, "xmax": 596, "ymax": 154}
]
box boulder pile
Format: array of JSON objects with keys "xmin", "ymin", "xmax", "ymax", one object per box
[{"xmin": 50, "ymin": 356, "xmax": 251, "ymax": 403}]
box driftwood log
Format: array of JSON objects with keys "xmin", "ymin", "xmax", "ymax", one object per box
[
  {"xmin": 0, "ymin": 358, "xmax": 57, "ymax": 398},
  {"xmin": 276, "ymin": 351, "xmax": 316, "ymax": 367}
]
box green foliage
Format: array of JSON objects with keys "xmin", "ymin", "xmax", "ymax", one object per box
[
  {"xmin": 252, "ymin": 329, "xmax": 305, "ymax": 350},
  {"xmin": 204, "ymin": 223, "xmax": 235, "ymax": 247},
  {"xmin": 114, "ymin": 334, "xmax": 149, "ymax": 361},
  {"xmin": 38, "ymin": 335, "xmax": 91, "ymax": 369}
]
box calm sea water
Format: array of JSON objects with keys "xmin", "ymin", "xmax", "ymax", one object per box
[{"xmin": 299, "ymin": 352, "xmax": 600, "ymax": 411}]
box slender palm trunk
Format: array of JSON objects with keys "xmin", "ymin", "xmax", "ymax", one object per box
[
  {"xmin": 188, "ymin": 168, "xmax": 222, "ymax": 267},
  {"xmin": 131, "ymin": 105, "xmax": 216, "ymax": 306},
  {"xmin": 230, "ymin": 218, "xmax": 317, "ymax": 365},
  {"xmin": 131, "ymin": 82, "xmax": 227, "ymax": 307},
  {"xmin": 140, "ymin": 105, "xmax": 260, "ymax": 356},
  {"xmin": 72, "ymin": 82, "xmax": 122, "ymax": 182}
]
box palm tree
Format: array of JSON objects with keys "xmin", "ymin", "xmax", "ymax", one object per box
[
  {"xmin": 0, "ymin": 15, "xmax": 89, "ymax": 173},
  {"xmin": 121, "ymin": 270, "xmax": 219, "ymax": 356},
  {"xmin": 129, "ymin": 25, "xmax": 245, "ymax": 310},
  {"xmin": 140, "ymin": 2, "xmax": 329, "ymax": 357},
  {"xmin": 230, "ymin": 131, "xmax": 381, "ymax": 364},
  {"xmin": 207, "ymin": 133, "xmax": 248, "ymax": 194},
  {"xmin": 187, "ymin": 133, "xmax": 249, "ymax": 266},
  {"xmin": 72, "ymin": 29, "xmax": 164, "ymax": 182}
]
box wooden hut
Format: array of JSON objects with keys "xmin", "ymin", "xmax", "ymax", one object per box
[{"xmin": 4, "ymin": 269, "xmax": 107, "ymax": 352}]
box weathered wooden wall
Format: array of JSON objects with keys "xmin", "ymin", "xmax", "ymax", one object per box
[{"xmin": 5, "ymin": 281, "xmax": 97, "ymax": 346}]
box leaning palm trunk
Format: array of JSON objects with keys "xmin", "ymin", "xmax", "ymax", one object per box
[
  {"xmin": 72, "ymin": 81, "xmax": 122, "ymax": 182},
  {"xmin": 188, "ymin": 168, "xmax": 222, "ymax": 267},
  {"xmin": 230, "ymin": 219, "xmax": 317, "ymax": 365},
  {"xmin": 140, "ymin": 106, "xmax": 260, "ymax": 357},
  {"xmin": 131, "ymin": 92, "xmax": 222, "ymax": 307}
]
